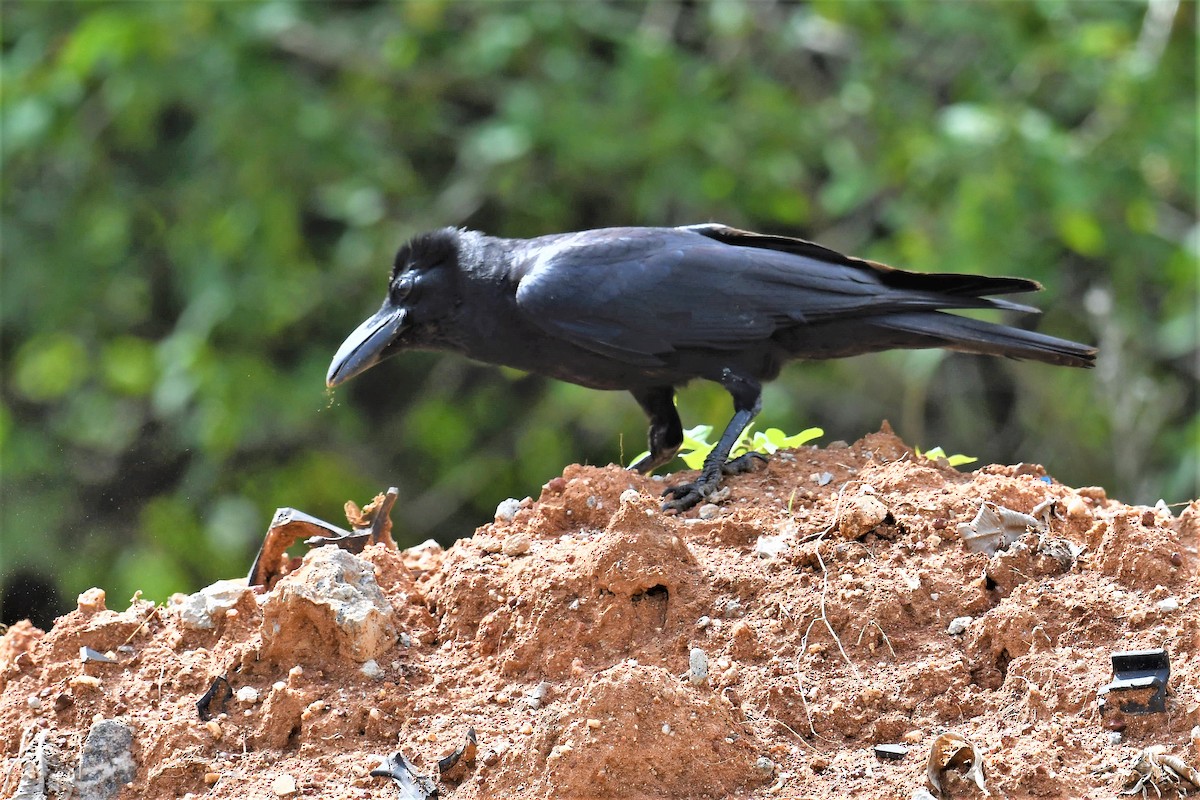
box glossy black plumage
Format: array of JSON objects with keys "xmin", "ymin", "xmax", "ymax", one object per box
[{"xmin": 328, "ymin": 224, "xmax": 1096, "ymax": 511}]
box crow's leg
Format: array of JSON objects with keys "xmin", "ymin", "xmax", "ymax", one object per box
[
  {"xmin": 628, "ymin": 386, "xmax": 683, "ymax": 474},
  {"xmin": 662, "ymin": 370, "xmax": 763, "ymax": 512}
]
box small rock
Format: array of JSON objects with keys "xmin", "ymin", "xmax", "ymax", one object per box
[
  {"xmin": 360, "ymin": 659, "xmax": 383, "ymax": 679},
  {"xmin": 1065, "ymin": 495, "xmax": 1090, "ymax": 519},
  {"xmin": 1108, "ymin": 731, "xmax": 1123, "ymax": 746},
  {"xmin": 947, "ymin": 616, "xmax": 973, "ymax": 635},
  {"xmin": 754, "ymin": 533, "xmax": 789, "ymax": 559},
  {"xmin": 524, "ymin": 681, "xmax": 550, "ymax": 709},
  {"xmin": 204, "ymin": 772, "xmax": 221, "ymax": 785},
  {"xmin": 839, "ymin": 495, "xmax": 890, "ymax": 538},
  {"xmin": 755, "ymin": 756, "xmax": 776, "ymax": 776},
  {"xmin": 76, "ymin": 588, "xmax": 107, "ymax": 614},
  {"xmin": 206, "ymin": 720, "xmax": 223, "ymax": 740},
  {"xmin": 494, "ymin": 498, "xmax": 521, "ymax": 522},
  {"xmin": 586, "ymin": 718, "xmax": 601, "ymax": 729},
  {"xmin": 688, "ymin": 647, "xmax": 709, "ymax": 685},
  {"xmin": 619, "ymin": 488, "xmax": 641, "ymax": 504},
  {"xmin": 170, "ymin": 579, "xmax": 251, "ymax": 631},
  {"xmin": 235, "ymin": 686, "xmax": 260, "ymax": 704},
  {"xmin": 818, "ymin": 471, "xmax": 834, "ymax": 486},
  {"xmin": 501, "ymin": 534, "xmax": 531, "ymax": 556},
  {"xmin": 698, "ymin": 503, "xmax": 720, "ymax": 519},
  {"xmin": 1156, "ymin": 597, "xmax": 1179, "ymax": 612},
  {"xmin": 261, "ymin": 548, "xmax": 398, "ymax": 663},
  {"xmin": 76, "ymin": 719, "xmax": 136, "ymax": 800},
  {"xmin": 272, "ymin": 773, "xmax": 297, "ymax": 796},
  {"xmin": 696, "ymin": 615, "xmax": 712, "ymax": 630}
]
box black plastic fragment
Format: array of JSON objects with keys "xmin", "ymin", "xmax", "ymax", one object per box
[
  {"xmin": 247, "ymin": 488, "xmax": 400, "ymax": 587},
  {"xmin": 874, "ymin": 743, "xmax": 909, "ymax": 760},
  {"xmin": 438, "ymin": 727, "xmax": 478, "ymax": 779},
  {"xmin": 196, "ymin": 676, "xmax": 232, "ymax": 721},
  {"xmin": 371, "ymin": 751, "xmax": 438, "ymax": 800},
  {"xmin": 80, "ymin": 646, "xmax": 116, "ymax": 664},
  {"xmin": 1098, "ymin": 648, "xmax": 1170, "ymax": 715}
]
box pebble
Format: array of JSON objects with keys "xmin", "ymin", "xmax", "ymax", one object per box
[
  {"xmin": 1065, "ymin": 495, "xmax": 1090, "ymax": 519},
  {"xmin": 698, "ymin": 503, "xmax": 720, "ymax": 519},
  {"xmin": 502, "ymin": 534, "xmax": 531, "ymax": 556},
  {"xmin": 620, "ymin": 488, "xmax": 641, "ymax": 504},
  {"xmin": 76, "ymin": 719, "xmax": 137, "ymax": 800},
  {"xmin": 755, "ymin": 756, "xmax": 776, "ymax": 776},
  {"xmin": 360, "ymin": 659, "xmax": 383, "ymax": 679},
  {"xmin": 204, "ymin": 772, "xmax": 221, "ymax": 785},
  {"xmin": 272, "ymin": 774, "xmax": 297, "ymax": 796},
  {"xmin": 494, "ymin": 498, "xmax": 521, "ymax": 522},
  {"xmin": 1156, "ymin": 597, "xmax": 1179, "ymax": 612},
  {"xmin": 77, "ymin": 587, "xmax": 107, "ymax": 614},
  {"xmin": 688, "ymin": 647, "xmax": 709, "ymax": 685},
  {"xmin": 206, "ymin": 720, "xmax": 223, "ymax": 740},
  {"xmin": 696, "ymin": 615, "xmax": 712, "ymax": 630},
  {"xmin": 26, "ymin": 695, "xmax": 42, "ymax": 710},
  {"xmin": 946, "ymin": 616, "xmax": 973, "ymax": 635},
  {"xmin": 236, "ymin": 686, "xmax": 260, "ymax": 704},
  {"xmin": 586, "ymin": 718, "xmax": 601, "ymax": 729}
]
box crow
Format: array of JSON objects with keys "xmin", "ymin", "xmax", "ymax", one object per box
[{"xmin": 327, "ymin": 224, "xmax": 1096, "ymax": 511}]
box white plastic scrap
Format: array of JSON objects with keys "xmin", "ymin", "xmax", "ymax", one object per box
[{"xmin": 958, "ymin": 502, "xmax": 1044, "ymax": 555}]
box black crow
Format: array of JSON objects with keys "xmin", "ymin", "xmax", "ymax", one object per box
[{"xmin": 327, "ymin": 224, "xmax": 1095, "ymax": 511}]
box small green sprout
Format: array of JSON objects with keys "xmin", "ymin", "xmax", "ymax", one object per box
[
  {"xmin": 915, "ymin": 445, "xmax": 978, "ymax": 468},
  {"xmin": 630, "ymin": 424, "xmax": 824, "ymax": 471}
]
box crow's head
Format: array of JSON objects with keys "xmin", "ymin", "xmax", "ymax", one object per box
[{"xmin": 326, "ymin": 228, "xmax": 462, "ymax": 387}]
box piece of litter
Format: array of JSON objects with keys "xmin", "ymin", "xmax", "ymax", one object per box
[
  {"xmin": 875, "ymin": 743, "xmax": 909, "ymax": 760},
  {"xmin": 926, "ymin": 732, "xmax": 989, "ymax": 797},
  {"xmin": 958, "ymin": 502, "xmax": 1043, "ymax": 555}
]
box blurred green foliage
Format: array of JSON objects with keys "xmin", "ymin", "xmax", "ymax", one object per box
[{"xmin": 1, "ymin": 1, "xmax": 1196, "ymax": 623}]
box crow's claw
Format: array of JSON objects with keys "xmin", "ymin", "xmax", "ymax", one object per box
[
  {"xmin": 661, "ymin": 453, "xmax": 768, "ymax": 513},
  {"xmin": 722, "ymin": 452, "xmax": 767, "ymax": 475},
  {"xmin": 661, "ymin": 481, "xmax": 712, "ymax": 513}
]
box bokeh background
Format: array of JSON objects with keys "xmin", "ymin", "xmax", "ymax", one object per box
[{"xmin": 2, "ymin": 1, "xmax": 1196, "ymax": 629}]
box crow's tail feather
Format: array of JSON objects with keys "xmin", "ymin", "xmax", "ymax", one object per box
[{"xmin": 875, "ymin": 312, "xmax": 1096, "ymax": 368}]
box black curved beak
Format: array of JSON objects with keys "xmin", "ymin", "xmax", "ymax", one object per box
[{"xmin": 326, "ymin": 305, "xmax": 409, "ymax": 387}]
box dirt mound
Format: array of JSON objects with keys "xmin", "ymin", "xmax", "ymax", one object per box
[{"xmin": 2, "ymin": 427, "xmax": 1197, "ymax": 799}]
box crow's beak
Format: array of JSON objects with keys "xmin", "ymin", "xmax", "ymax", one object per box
[{"xmin": 326, "ymin": 305, "xmax": 409, "ymax": 387}]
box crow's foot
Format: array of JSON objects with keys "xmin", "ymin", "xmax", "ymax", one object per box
[
  {"xmin": 721, "ymin": 452, "xmax": 767, "ymax": 475},
  {"xmin": 661, "ymin": 453, "xmax": 768, "ymax": 513}
]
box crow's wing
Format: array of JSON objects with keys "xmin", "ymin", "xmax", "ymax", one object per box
[{"xmin": 513, "ymin": 226, "xmax": 1040, "ymax": 364}]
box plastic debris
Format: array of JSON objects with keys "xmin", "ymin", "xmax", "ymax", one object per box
[
  {"xmin": 437, "ymin": 727, "xmax": 478, "ymax": 781},
  {"xmin": 371, "ymin": 751, "xmax": 438, "ymax": 800},
  {"xmin": 958, "ymin": 502, "xmax": 1043, "ymax": 555},
  {"xmin": 1118, "ymin": 746, "xmax": 1200, "ymax": 796},
  {"xmin": 248, "ymin": 488, "xmax": 399, "ymax": 588},
  {"xmin": 1098, "ymin": 649, "xmax": 1170, "ymax": 718},
  {"xmin": 196, "ymin": 676, "xmax": 232, "ymax": 721},
  {"xmin": 925, "ymin": 732, "xmax": 989, "ymax": 798},
  {"xmin": 79, "ymin": 647, "xmax": 115, "ymax": 664},
  {"xmin": 875, "ymin": 743, "xmax": 909, "ymax": 760}
]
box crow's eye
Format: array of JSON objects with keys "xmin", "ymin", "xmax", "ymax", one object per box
[{"xmin": 392, "ymin": 272, "xmax": 416, "ymax": 303}]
